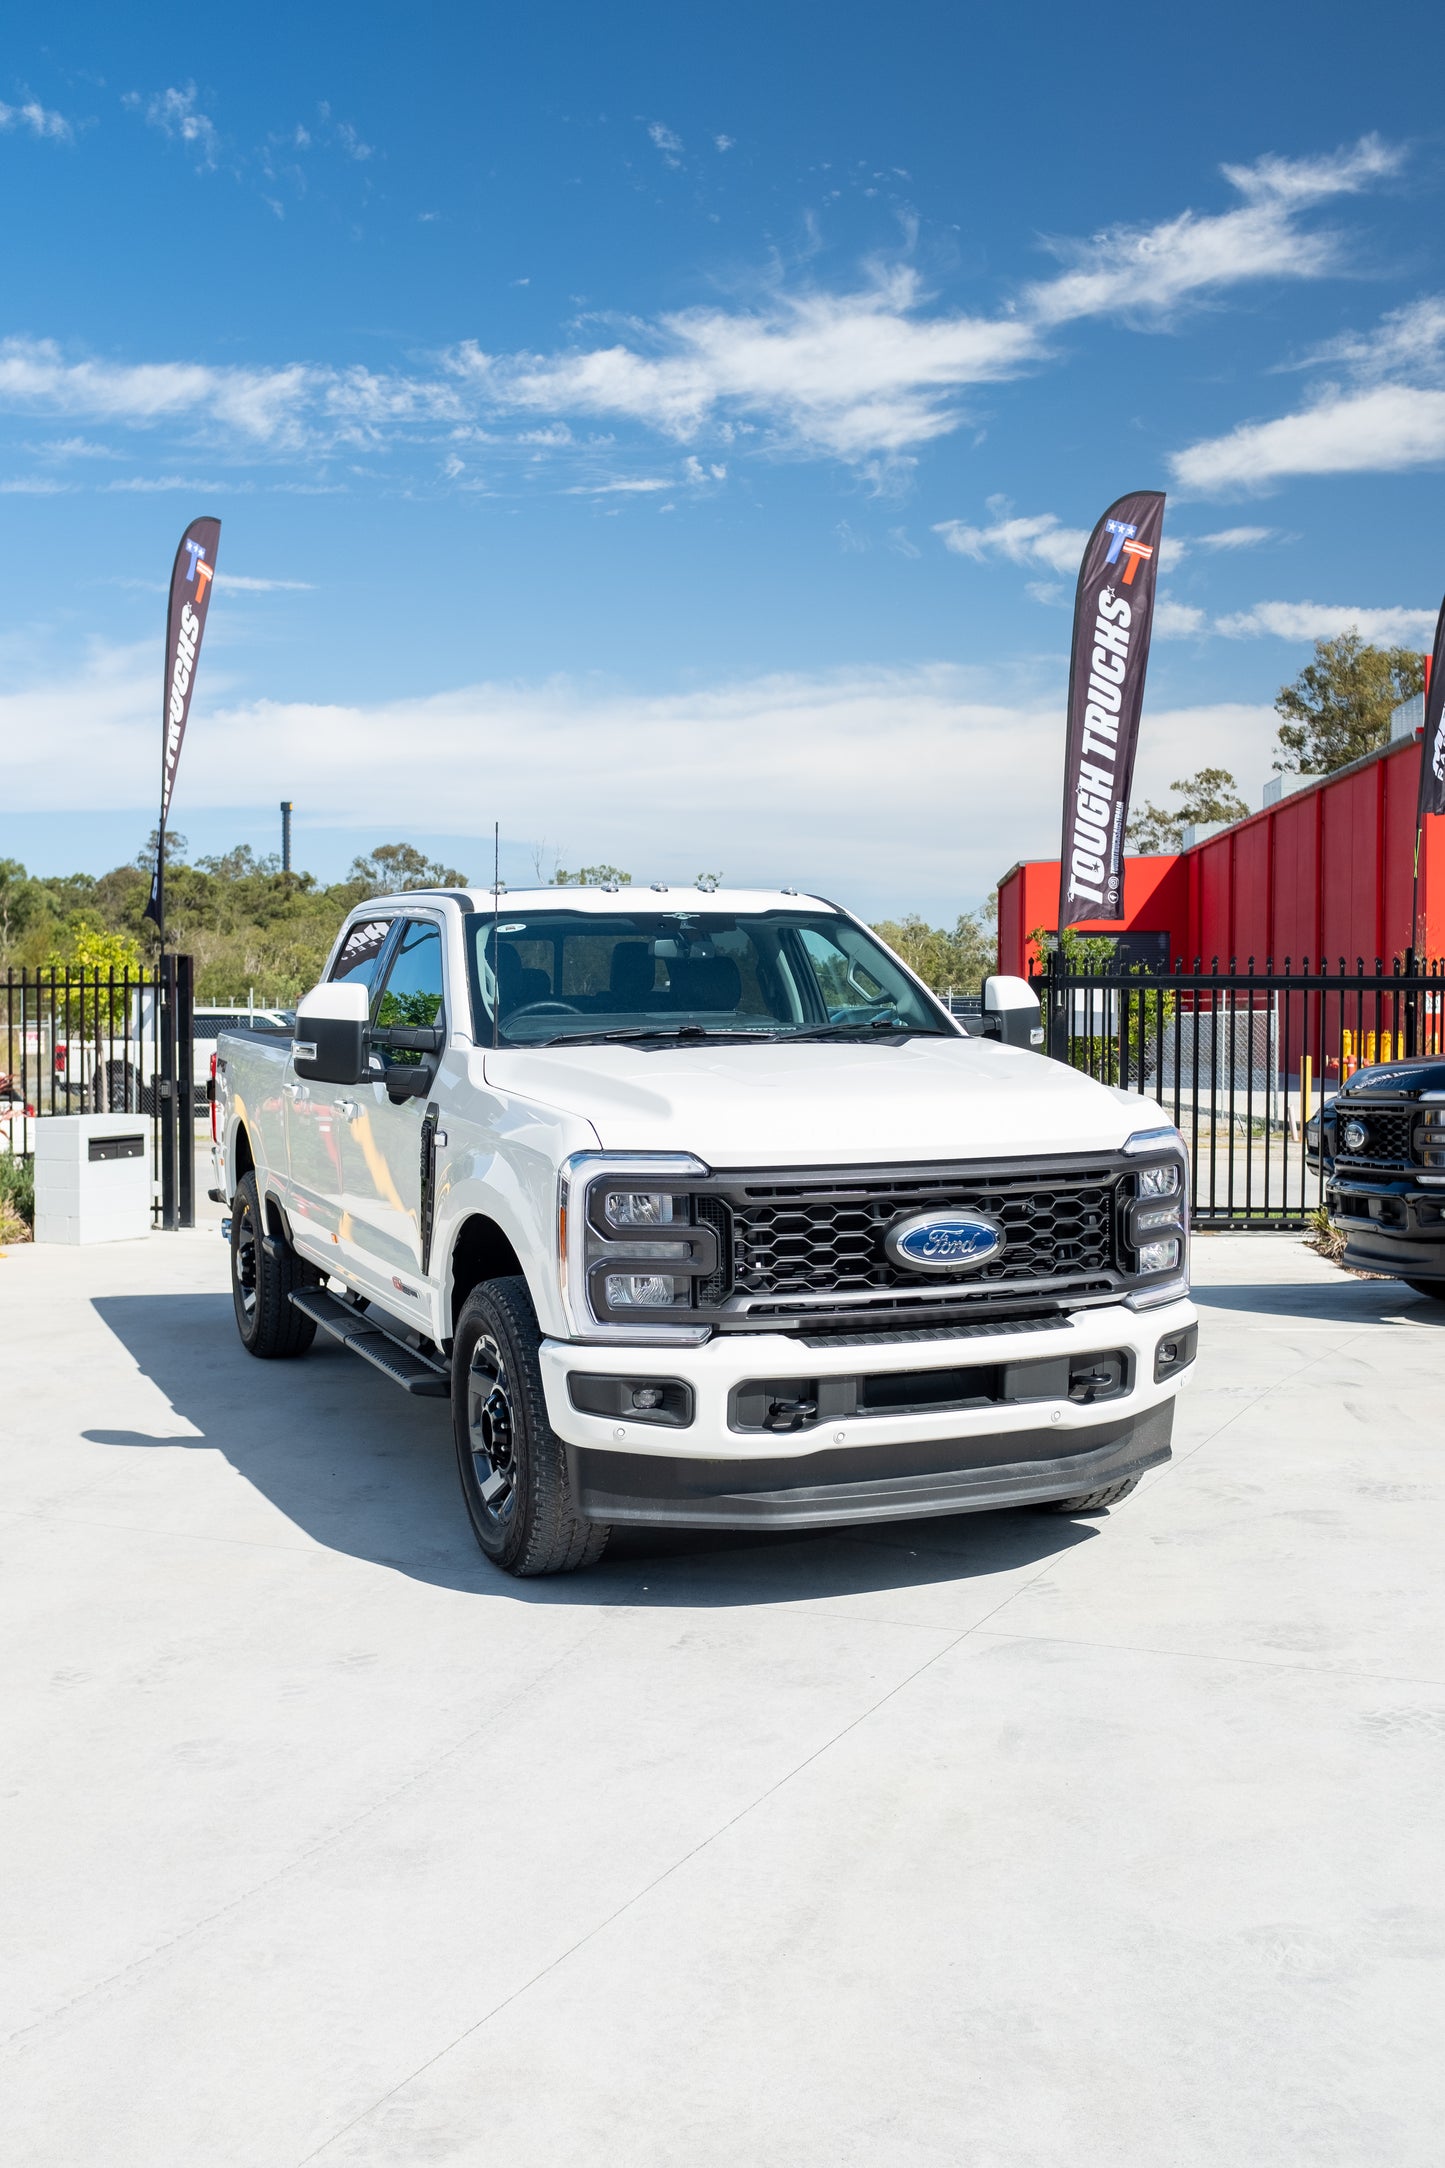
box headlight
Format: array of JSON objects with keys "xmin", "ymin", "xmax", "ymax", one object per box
[
  {"xmin": 559, "ymin": 1153, "xmax": 717, "ymax": 1341},
  {"xmin": 1414, "ymin": 1107, "xmax": 1445, "ymax": 1167},
  {"xmin": 1122, "ymin": 1126, "xmax": 1189, "ymax": 1300}
]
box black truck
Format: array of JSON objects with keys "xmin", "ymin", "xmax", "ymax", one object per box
[{"xmin": 1308, "ymin": 1059, "xmax": 1445, "ymax": 1297}]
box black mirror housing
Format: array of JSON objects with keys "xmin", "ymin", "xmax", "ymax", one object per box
[{"xmin": 293, "ymin": 1018, "xmax": 368, "ymax": 1086}]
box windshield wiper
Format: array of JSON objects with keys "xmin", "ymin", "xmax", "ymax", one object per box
[
  {"xmin": 782, "ymin": 1017, "xmax": 945, "ymax": 1043},
  {"xmin": 526, "ymin": 1024, "xmax": 768, "ymax": 1048}
]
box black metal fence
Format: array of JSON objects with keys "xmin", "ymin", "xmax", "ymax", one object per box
[
  {"xmin": 2, "ymin": 955, "xmax": 197, "ymax": 1227},
  {"xmin": 1031, "ymin": 953, "xmax": 1445, "ymax": 1229}
]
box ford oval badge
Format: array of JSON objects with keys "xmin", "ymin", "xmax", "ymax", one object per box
[{"xmin": 885, "ymin": 1209, "xmax": 1004, "ymax": 1274}]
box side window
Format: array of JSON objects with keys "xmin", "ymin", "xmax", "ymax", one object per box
[
  {"xmin": 373, "ymin": 919, "xmax": 446, "ymax": 1064},
  {"xmin": 330, "ymin": 917, "xmax": 393, "ymax": 992},
  {"xmin": 794, "ymin": 926, "xmax": 891, "ymax": 1017}
]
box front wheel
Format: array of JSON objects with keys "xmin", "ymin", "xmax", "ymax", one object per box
[
  {"xmin": 452, "ymin": 1276, "xmax": 609, "ymax": 1576},
  {"xmin": 230, "ymin": 1171, "xmax": 318, "ymax": 1359},
  {"xmin": 1403, "ymin": 1278, "xmax": 1445, "ymax": 1302},
  {"xmin": 1046, "ymin": 1475, "xmax": 1140, "ymax": 1515}
]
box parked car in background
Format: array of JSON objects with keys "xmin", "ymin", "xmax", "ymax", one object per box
[{"xmin": 1307, "ymin": 1055, "xmax": 1445, "ymax": 1299}]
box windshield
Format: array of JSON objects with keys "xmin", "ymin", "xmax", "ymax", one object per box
[{"xmin": 463, "ymin": 908, "xmax": 953, "ymax": 1046}]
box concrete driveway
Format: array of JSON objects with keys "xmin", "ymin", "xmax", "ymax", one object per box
[{"xmin": 1, "ymin": 1227, "xmax": 1441, "ymax": 2166}]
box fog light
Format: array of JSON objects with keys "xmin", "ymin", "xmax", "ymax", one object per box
[
  {"xmin": 568, "ymin": 1373, "xmax": 694, "ymax": 1426},
  {"xmin": 604, "ymin": 1272, "xmax": 688, "ymax": 1308},
  {"xmin": 630, "ymin": 1385, "xmax": 664, "ymax": 1409},
  {"xmin": 1137, "ymin": 1238, "xmax": 1181, "ymax": 1274},
  {"xmin": 1154, "ymin": 1323, "xmax": 1198, "ymax": 1380}
]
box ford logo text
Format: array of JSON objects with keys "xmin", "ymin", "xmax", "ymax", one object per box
[{"xmin": 884, "ymin": 1210, "xmax": 1005, "ymax": 1274}]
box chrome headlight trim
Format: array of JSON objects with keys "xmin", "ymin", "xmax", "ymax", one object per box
[{"xmin": 558, "ymin": 1151, "xmax": 711, "ymax": 1344}]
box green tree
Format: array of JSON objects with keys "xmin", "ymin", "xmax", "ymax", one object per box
[
  {"xmin": 554, "ymin": 864, "xmax": 632, "ymax": 886},
  {"xmin": 1126, "ymin": 767, "xmax": 1250, "ymax": 852},
  {"xmin": 348, "ymin": 842, "xmax": 469, "ymax": 895},
  {"xmin": 872, "ymin": 907, "xmax": 995, "ymax": 993},
  {"xmin": 1274, "ymin": 631, "xmax": 1425, "ymax": 775}
]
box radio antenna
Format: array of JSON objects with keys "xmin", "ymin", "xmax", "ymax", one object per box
[{"xmin": 491, "ymin": 820, "xmax": 501, "ymax": 1050}]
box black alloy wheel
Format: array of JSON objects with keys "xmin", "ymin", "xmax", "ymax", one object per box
[
  {"xmin": 451, "ymin": 1276, "xmax": 609, "ymax": 1576},
  {"xmin": 229, "ymin": 1170, "xmax": 318, "ymax": 1359}
]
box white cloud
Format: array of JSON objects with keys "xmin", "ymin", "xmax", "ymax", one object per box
[
  {"xmin": 934, "ymin": 510, "xmax": 1088, "ymax": 575},
  {"xmin": 1173, "ymin": 385, "xmax": 1445, "ymax": 490},
  {"xmin": 1153, "ymin": 599, "xmax": 1207, "ymax": 637},
  {"xmin": 217, "ymin": 574, "xmax": 315, "ymax": 592},
  {"xmin": 136, "ymin": 83, "xmax": 221, "ymax": 169},
  {"xmin": 1215, "ymin": 600, "xmax": 1436, "ymax": 643},
  {"xmin": 1025, "ymin": 136, "xmax": 1400, "ymax": 328},
  {"xmin": 562, "ymin": 476, "xmax": 673, "ymax": 495},
  {"xmin": 715, "ymin": 134, "xmax": 734, "ymax": 153},
  {"xmin": 0, "ymin": 476, "xmax": 73, "ymax": 494},
  {"xmin": 647, "ymin": 121, "xmax": 683, "ymax": 167},
  {"xmin": 101, "ymin": 475, "xmax": 241, "ymax": 493},
  {"xmin": 0, "ymin": 99, "xmax": 72, "ymax": 141},
  {"xmin": 935, "ymin": 506, "xmax": 1187, "ymax": 575},
  {"xmin": 0, "ymin": 135, "xmax": 1406, "ymax": 475},
  {"xmin": 1172, "ymin": 286, "xmax": 1445, "ymax": 492},
  {"xmin": 0, "ymin": 645, "xmax": 1279, "ymax": 915},
  {"xmin": 1195, "ymin": 525, "xmax": 1275, "ymax": 550}
]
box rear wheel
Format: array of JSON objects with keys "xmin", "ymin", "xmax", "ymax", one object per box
[
  {"xmin": 1403, "ymin": 1278, "xmax": 1445, "ymax": 1302},
  {"xmin": 1046, "ymin": 1476, "xmax": 1140, "ymax": 1515},
  {"xmin": 230, "ymin": 1172, "xmax": 318, "ymax": 1359},
  {"xmin": 452, "ymin": 1276, "xmax": 609, "ymax": 1576}
]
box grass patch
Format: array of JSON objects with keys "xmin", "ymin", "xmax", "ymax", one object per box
[{"xmin": 0, "ymin": 1152, "xmax": 34, "ymax": 1245}]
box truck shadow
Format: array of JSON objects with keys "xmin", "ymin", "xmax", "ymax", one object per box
[
  {"xmin": 84, "ymin": 1293, "xmax": 1097, "ymax": 1607},
  {"xmin": 1192, "ymin": 1279, "xmax": 1445, "ymax": 1324}
]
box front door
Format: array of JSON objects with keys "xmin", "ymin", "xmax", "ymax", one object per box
[
  {"xmin": 287, "ymin": 913, "xmax": 396, "ymax": 1267},
  {"xmin": 337, "ymin": 915, "xmax": 447, "ymax": 1298}
]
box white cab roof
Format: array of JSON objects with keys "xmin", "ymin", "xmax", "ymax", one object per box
[{"xmin": 370, "ymin": 887, "xmax": 836, "ymax": 915}]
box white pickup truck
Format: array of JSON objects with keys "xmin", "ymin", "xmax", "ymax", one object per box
[{"xmin": 213, "ymin": 886, "xmax": 1196, "ymax": 1575}]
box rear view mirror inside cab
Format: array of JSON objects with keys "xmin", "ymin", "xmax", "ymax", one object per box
[{"xmin": 293, "ymin": 981, "xmax": 369, "ymax": 1085}]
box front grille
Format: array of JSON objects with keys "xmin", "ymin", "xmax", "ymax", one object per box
[
  {"xmin": 1336, "ymin": 1104, "xmax": 1414, "ymax": 1167},
  {"xmin": 706, "ymin": 1158, "xmax": 1124, "ymax": 1313}
]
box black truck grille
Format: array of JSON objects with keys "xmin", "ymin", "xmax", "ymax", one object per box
[
  {"xmin": 703, "ymin": 1159, "xmax": 1124, "ymax": 1310},
  {"xmin": 1336, "ymin": 1104, "xmax": 1414, "ymax": 1167}
]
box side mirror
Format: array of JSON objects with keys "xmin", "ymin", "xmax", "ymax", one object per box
[
  {"xmin": 982, "ymin": 974, "xmax": 1045, "ymax": 1051},
  {"xmin": 293, "ymin": 981, "xmax": 369, "ymax": 1085}
]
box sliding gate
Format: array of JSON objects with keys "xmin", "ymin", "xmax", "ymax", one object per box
[
  {"xmin": 1, "ymin": 954, "xmax": 197, "ymax": 1228},
  {"xmin": 1031, "ymin": 953, "xmax": 1445, "ymax": 1228}
]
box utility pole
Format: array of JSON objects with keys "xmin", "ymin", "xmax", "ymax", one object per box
[{"xmin": 280, "ymin": 801, "xmax": 293, "ymax": 889}]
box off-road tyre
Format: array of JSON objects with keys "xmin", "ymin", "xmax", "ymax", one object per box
[
  {"xmin": 1403, "ymin": 1278, "xmax": 1445, "ymax": 1302},
  {"xmin": 1046, "ymin": 1475, "xmax": 1141, "ymax": 1515},
  {"xmin": 230, "ymin": 1171, "xmax": 318, "ymax": 1359},
  {"xmin": 452, "ymin": 1275, "xmax": 610, "ymax": 1577}
]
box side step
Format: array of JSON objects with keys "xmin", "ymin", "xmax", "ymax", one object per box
[{"xmin": 289, "ymin": 1287, "xmax": 451, "ymax": 1398}]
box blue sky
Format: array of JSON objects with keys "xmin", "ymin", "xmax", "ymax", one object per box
[{"xmin": 4, "ymin": 1, "xmax": 1445, "ymax": 916}]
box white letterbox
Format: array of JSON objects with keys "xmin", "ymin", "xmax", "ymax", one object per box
[{"xmin": 33, "ymin": 1114, "xmax": 153, "ymax": 1245}]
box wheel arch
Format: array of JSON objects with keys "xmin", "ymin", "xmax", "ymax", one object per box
[{"xmin": 447, "ymin": 1211, "xmax": 526, "ymax": 1339}]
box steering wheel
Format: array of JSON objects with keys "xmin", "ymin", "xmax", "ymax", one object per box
[{"xmin": 506, "ymin": 1000, "xmax": 582, "ymax": 1018}]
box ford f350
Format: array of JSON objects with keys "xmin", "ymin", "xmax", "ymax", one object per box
[{"xmin": 213, "ymin": 887, "xmax": 1197, "ymax": 1575}]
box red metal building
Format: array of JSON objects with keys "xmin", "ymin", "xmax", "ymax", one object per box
[{"xmin": 997, "ymin": 729, "xmax": 1444, "ymax": 976}]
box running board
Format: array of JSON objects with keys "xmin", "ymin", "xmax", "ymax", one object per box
[{"xmin": 289, "ymin": 1287, "xmax": 451, "ymax": 1398}]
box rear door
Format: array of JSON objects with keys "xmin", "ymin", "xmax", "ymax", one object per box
[{"xmin": 334, "ymin": 914, "xmax": 448, "ymax": 1294}]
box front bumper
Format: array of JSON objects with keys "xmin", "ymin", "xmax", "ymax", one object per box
[
  {"xmin": 1327, "ymin": 1174, "xmax": 1445, "ymax": 1278},
  {"xmin": 540, "ymin": 1296, "xmax": 1195, "ymax": 1528}
]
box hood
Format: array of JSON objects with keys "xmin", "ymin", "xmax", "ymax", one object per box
[
  {"xmin": 481, "ymin": 1035, "xmax": 1160, "ymax": 1167},
  {"xmin": 1338, "ymin": 1059, "xmax": 1445, "ymax": 1099}
]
